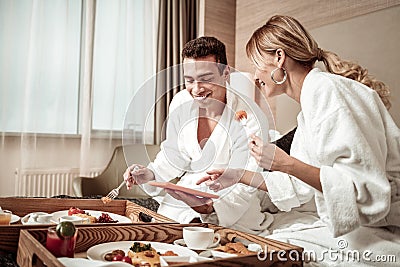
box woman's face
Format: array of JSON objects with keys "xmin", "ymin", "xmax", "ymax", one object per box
[{"xmin": 253, "ymin": 54, "xmax": 286, "ymax": 98}]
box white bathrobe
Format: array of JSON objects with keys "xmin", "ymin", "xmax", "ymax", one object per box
[
  {"xmin": 261, "ymin": 68, "xmax": 400, "ymax": 266},
  {"xmin": 142, "ymin": 85, "xmax": 275, "ymax": 234}
]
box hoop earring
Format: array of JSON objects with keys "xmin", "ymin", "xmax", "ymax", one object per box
[{"xmin": 270, "ymin": 67, "xmax": 287, "ymax": 85}]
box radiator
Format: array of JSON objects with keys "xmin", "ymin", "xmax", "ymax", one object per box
[{"xmin": 15, "ymin": 168, "xmax": 102, "ymax": 197}]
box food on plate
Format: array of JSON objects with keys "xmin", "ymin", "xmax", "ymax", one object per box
[
  {"xmin": 105, "ymin": 249, "xmax": 133, "ymax": 264},
  {"xmin": 121, "ymin": 256, "xmax": 132, "ymax": 264},
  {"xmin": 97, "ymin": 213, "xmax": 118, "ymax": 223},
  {"xmin": 66, "ymin": 207, "xmax": 118, "ymax": 223},
  {"xmin": 67, "ymin": 207, "xmax": 85, "ymax": 216},
  {"xmin": 104, "ymin": 249, "xmax": 125, "ymax": 261},
  {"xmin": 73, "ymin": 213, "xmax": 97, "ymax": 223},
  {"xmin": 214, "ymin": 242, "xmax": 255, "ymax": 255},
  {"xmin": 235, "ymin": 110, "xmax": 247, "ymax": 121},
  {"xmin": 101, "ymin": 196, "xmax": 112, "ymax": 204},
  {"xmin": 160, "ymin": 250, "xmax": 178, "ymax": 256},
  {"xmin": 103, "ymin": 242, "xmax": 179, "ymax": 266},
  {"xmin": 128, "ymin": 242, "xmax": 161, "ymax": 267}
]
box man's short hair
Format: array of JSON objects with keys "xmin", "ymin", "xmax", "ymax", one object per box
[{"xmin": 182, "ymin": 36, "xmax": 228, "ymax": 74}]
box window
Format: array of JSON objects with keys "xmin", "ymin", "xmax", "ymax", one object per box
[
  {"xmin": 0, "ymin": 0, "xmax": 81, "ymax": 134},
  {"xmin": 92, "ymin": 0, "xmax": 156, "ymax": 132},
  {"xmin": 0, "ymin": 0, "xmax": 156, "ymax": 135}
]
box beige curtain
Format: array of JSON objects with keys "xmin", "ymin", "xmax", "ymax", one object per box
[
  {"xmin": 0, "ymin": 0, "xmax": 157, "ymax": 197},
  {"xmin": 153, "ymin": 0, "xmax": 198, "ymax": 144}
]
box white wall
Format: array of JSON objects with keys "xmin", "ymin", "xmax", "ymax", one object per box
[
  {"xmin": 275, "ymin": 6, "xmax": 400, "ymax": 133},
  {"xmin": 312, "ymin": 6, "xmax": 400, "ymax": 128}
]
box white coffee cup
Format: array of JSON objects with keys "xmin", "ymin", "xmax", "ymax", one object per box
[
  {"xmin": 60, "ymin": 215, "xmax": 90, "ymax": 224},
  {"xmin": 183, "ymin": 227, "xmax": 220, "ymax": 250}
]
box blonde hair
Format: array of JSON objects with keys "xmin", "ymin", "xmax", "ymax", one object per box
[{"xmin": 246, "ymin": 15, "xmax": 391, "ymax": 110}]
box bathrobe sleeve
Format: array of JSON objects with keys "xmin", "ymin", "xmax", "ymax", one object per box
[
  {"xmin": 314, "ymin": 106, "xmax": 392, "ymax": 237},
  {"xmin": 141, "ymin": 92, "xmax": 192, "ymax": 196},
  {"xmin": 261, "ymin": 171, "xmax": 314, "ymax": 212},
  {"xmin": 302, "ymin": 73, "xmax": 393, "ymax": 237}
]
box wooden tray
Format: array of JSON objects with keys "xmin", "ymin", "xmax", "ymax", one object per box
[
  {"xmin": 0, "ymin": 197, "xmax": 174, "ymax": 254},
  {"xmin": 17, "ymin": 223, "xmax": 303, "ymax": 267}
]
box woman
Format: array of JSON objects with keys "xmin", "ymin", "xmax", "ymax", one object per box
[{"xmin": 198, "ymin": 15, "xmax": 400, "ymax": 265}]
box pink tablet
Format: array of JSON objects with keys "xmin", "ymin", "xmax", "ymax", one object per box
[{"xmin": 147, "ymin": 181, "xmax": 219, "ymax": 199}]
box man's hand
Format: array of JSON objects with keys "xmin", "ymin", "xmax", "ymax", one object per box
[
  {"xmin": 196, "ymin": 168, "xmax": 243, "ymax": 192},
  {"xmin": 123, "ymin": 164, "xmax": 155, "ymax": 189},
  {"xmin": 165, "ymin": 189, "xmax": 214, "ymax": 214}
]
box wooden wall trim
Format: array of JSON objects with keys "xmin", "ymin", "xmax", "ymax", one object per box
[{"xmin": 202, "ymin": 0, "xmax": 236, "ymax": 67}]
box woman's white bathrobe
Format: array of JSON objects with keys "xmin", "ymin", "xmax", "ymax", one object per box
[
  {"xmin": 142, "ymin": 86, "xmax": 275, "ymax": 234},
  {"xmin": 261, "ymin": 68, "xmax": 400, "ymax": 265}
]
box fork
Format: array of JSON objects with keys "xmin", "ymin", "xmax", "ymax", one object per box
[
  {"xmin": 105, "ymin": 181, "xmax": 126, "ymax": 200},
  {"xmin": 104, "ymin": 166, "xmax": 139, "ymax": 200}
]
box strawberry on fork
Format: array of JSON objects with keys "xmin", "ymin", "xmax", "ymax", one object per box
[{"xmin": 235, "ymin": 110, "xmax": 248, "ymax": 123}]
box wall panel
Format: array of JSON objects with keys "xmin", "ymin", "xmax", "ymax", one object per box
[
  {"xmin": 236, "ymin": 0, "xmax": 400, "ymax": 133},
  {"xmin": 201, "ymin": 0, "xmax": 236, "ymax": 66}
]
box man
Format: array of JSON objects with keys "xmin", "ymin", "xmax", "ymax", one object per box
[{"xmin": 124, "ymin": 36, "xmax": 273, "ymax": 234}]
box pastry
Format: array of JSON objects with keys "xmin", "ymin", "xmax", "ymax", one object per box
[{"xmin": 128, "ymin": 242, "xmax": 161, "ymax": 267}]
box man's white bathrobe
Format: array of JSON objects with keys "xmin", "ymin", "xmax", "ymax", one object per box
[
  {"xmin": 261, "ymin": 68, "xmax": 400, "ymax": 265},
  {"xmin": 142, "ymin": 85, "xmax": 275, "ymax": 234}
]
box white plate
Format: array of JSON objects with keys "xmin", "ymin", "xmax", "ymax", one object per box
[
  {"xmin": 21, "ymin": 212, "xmax": 53, "ymax": 225},
  {"xmin": 87, "ymin": 241, "xmax": 198, "ymax": 262},
  {"xmin": 198, "ymin": 250, "xmax": 238, "ymax": 259},
  {"xmin": 161, "ymin": 255, "xmax": 212, "ymax": 265},
  {"xmin": 51, "ymin": 210, "xmax": 131, "ymax": 224},
  {"xmin": 11, "ymin": 214, "xmax": 20, "ymax": 224},
  {"xmin": 58, "ymin": 258, "xmax": 133, "ymax": 267},
  {"xmin": 173, "ymin": 238, "xmax": 219, "ymax": 250},
  {"xmin": 0, "ymin": 209, "xmax": 20, "ymax": 224}
]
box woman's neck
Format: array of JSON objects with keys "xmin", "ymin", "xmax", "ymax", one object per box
[{"xmin": 285, "ymin": 65, "xmax": 312, "ymax": 103}]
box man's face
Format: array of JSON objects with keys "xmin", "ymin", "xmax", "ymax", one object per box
[{"xmin": 183, "ymin": 55, "xmax": 229, "ymax": 108}]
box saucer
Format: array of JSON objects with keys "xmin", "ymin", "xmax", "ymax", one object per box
[
  {"xmin": 10, "ymin": 214, "xmax": 20, "ymax": 224},
  {"xmin": 21, "ymin": 212, "xmax": 53, "ymax": 225},
  {"xmin": 0, "ymin": 209, "xmax": 20, "ymax": 224},
  {"xmin": 173, "ymin": 239, "xmax": 219, "ymax": 250}
]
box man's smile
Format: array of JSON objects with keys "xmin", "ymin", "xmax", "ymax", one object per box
[{"xmin": 193, "ymin": 92, "xmax": 211, "ymax": 101}]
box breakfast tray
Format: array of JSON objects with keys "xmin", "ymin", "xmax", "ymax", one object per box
[
  {"xmin": 17, "ymin": 223, "xmax": 303, "ymax": 267},
  {"xmin": 0, "ymin": 197, "xmax": 174, "ymax": 254}
]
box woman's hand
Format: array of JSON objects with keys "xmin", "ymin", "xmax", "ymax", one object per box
[
  {"xmin": 196, "ymin": 168, "xmax": 244, "ymax": 192},
  {"xmin": 164, "ymin": 189, "xmax": 214, "ymax": 214},
  {"xmin": 250, "ymin": 134, "xmax": 322, "ymax": 191},
  {"xmin": 249, "ymin": 134, "xmax": 292, "ymax": 172},
  {"xmin": 123, "ymin": 164, "xmax": 155, "ymax": 189}
]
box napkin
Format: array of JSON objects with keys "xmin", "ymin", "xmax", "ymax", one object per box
[{"xmin": 58, "ymin": 258, "xmax": 132, "ymax": 267}]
